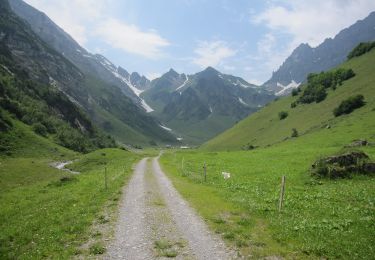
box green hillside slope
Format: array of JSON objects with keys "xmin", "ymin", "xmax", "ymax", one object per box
[{"xmin": 203, "ymin": 48, "xmax": 375, "ymax": 151}]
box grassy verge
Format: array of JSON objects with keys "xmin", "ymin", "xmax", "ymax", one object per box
[
  {"xmin": 160, "ymin": 130, "xmax": 375, "ymax": 259},
  {"xmin": 0, "ymin": 148, "xmax": 141, "ymax": 259}
]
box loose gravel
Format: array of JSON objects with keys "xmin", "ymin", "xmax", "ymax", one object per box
[{"xmin": 105, "ymin": 156, "xmax": 236, "ymax": 259}]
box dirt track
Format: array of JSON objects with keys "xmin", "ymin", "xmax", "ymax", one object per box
[{"xmin": 105, "ymin": 157, "xmax": 235, "ymax": 259}]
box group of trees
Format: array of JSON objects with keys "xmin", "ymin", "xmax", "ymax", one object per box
[
  {"xmin": 347, "ymin": 41, "xmax": 375, "ymax": 59},
  {"xmin": 296, "ymin": 68, "xmax": 355, "ymax": 104},
  {"xmin": 0, "ymin": 67, "xmax": 116, "ymax": 153}
]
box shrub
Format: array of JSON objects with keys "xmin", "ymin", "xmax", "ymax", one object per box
[
  {"xmin": 298, "ymin": 84, "xmax": 327, "ymax": 104},
  {"xmin": 32, "ymin": 123, "xmax": 48, "ymax": 137},
  {"xmin": 347, "ymin": 41, "xmax": 375, "ymax": 59},
  {"xmin": 278, "ymin": 111, "xmax": 288, "ymax": 120},
  {"xmin": 291, "ymin": 128, "xmax": 298, "ymax": 137},
  {"xmin": 291, "ymin": 101, "xmax": 297, "ymax": 108},
  {"xmin": 291, "ymin": 88, "xmax": 299, "ymax": 96},
  {"xmin": 333, "ymin": 95, "xmax": 365, "ymax": 117},
  {"xmin": 55, "ymin": 126, "xmax": 92, "ymax": 153}
]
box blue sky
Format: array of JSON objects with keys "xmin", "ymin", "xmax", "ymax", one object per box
[{"xmin": 24, "ymin": 0, "xmax": 375, "ymax": 84}]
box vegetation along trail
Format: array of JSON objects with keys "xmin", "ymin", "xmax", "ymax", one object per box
[{"xmin": 105, "ymin": 156, "xmax": 235, "ymax": 259}]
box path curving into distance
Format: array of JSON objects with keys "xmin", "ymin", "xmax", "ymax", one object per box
[{"xmin": 105, "ymin": 156, "xmax": 235, "ymax": 259}]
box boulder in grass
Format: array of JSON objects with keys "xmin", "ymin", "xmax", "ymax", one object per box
[
  {"xmin": 323, "ymin": 151, "xmax": 369, "ymax": 166},
  {"xmin": 311, "ymin": 151, "xmax": 374, "ymax": 179},
  {"xmin": 345, "ymin": 139, "xmax": 369, "ymax": 147}
]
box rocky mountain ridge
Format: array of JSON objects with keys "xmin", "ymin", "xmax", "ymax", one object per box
[{"xmin": 263, "ymin": 11, "xmax": 375, "ymax": 95}]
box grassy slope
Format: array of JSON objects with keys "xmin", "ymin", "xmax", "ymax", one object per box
[
  {"xmin": 165, "ymin": 114, "xmax": 237, "ymax": 145},
  {"xmin": 90, "ymin": 101, "xmax": 150, "ymax": 145},
  {"xmin": 159, "ymin": 51, "xmax": 375, "ymax": 259},
  {"xmin": 202, "ymin": 49, "xmax": 375, "ymax": 150},
  {"xmin": 0, "ymin": 121, "xmax": 142, "ymax": 258},
  {"xmin": 0, "ymin": 118, "xmax": 76, "ymax": 159}
]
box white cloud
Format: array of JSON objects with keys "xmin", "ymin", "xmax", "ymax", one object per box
[
  {"xmin": 192, "ymin": 41, "xmax": 236, "ymax": 68},
  {"xmin": 24, "ymin": 0, "xmax": 112, "ymax": 45},
  {"xmin": 222, "ymin": 65, "xmax": 236, "ymax": 71},
  {"xmin": 95, "ymin": 19, "xmax": 170, "ymax": 59},
  {"xmin": 255, "ymin": 33, "xmax": 289, "ymax": 71},
  {"xmin": 24, "ymin": 0, "xmax": 170, "ymax": 59},
  {"xmin": 253, "ymin": 0, "xmax": 375, "ymax": 47},
  {"xmin": 245, "ymin": 78, "xmax": 263, "ymax": 86}
]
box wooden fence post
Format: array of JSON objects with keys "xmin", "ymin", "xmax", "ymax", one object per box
[
  {"xmin": 278, "ymin": 175, "xmax": 286, "ymax": 212},
  {"xmin": 182, "ymin": 157, "xmax": 184, "ymax": 171},
  {"xmin": 203, "ymin": 162, "xmax": 207, "ymax": 182},
  {"xmin": 104, "ymin": 167, "xmax": 108, "ymax": 190}
]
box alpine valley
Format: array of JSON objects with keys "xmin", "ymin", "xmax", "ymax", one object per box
[{"xmin": 1, "ymin": 0, "xmax": 375, "ymax": 259}]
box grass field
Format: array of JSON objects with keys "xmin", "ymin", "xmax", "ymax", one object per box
[
  {"xmin": 161, "ymin": 136, "xmax": 375, "ymax": 258},
  {"xmin": 0, "ymin": 147, "xmax": 142, "ymax": 259}
]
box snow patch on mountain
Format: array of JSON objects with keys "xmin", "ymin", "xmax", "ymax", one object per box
[
  {"xmin": 160, "ymin": 124, "xmax": 172, "ymax": 131},
  {"xmin": 276, "ymin": 80, "xmax": 300, "ymax": 96},
  {"xmin": 238, "ymin": 97, "xmax": 248, "ymax": 106},
  {"xmin": 140, "ymin": 99, "xmax": 154, "ymax": 113},
  {"xmin": 175, "ymin": 75, "xmax": 189, "ymax": 91},
  {"xmin": 97, "ymin": 58, "xmax": 155, "ymax": 112}
]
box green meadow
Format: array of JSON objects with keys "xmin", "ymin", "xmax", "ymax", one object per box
[
  {"xmin": 0, "ymin": 141, "xmax": 141, "ymax": 258},
  {"xmin": 161, "ymin": 136, "xmax": 375, "ymax": 258}
]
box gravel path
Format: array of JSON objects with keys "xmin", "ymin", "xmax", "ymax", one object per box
[
  {"xmin": 105, "ymin": 156, "xmax": 235, "ymax": 259},
  {"xmin": 105, "ymin": 158, "xmax": 153, "ymax": 259}
]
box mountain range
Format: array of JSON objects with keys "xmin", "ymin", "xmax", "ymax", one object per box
[
  {"xmin": 263, "ymin": 11, "xmax": 375, "ymax": 95},
  {"xmin": 142, "ymin": 67, "xmax": 274, "ymax": 144}
]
